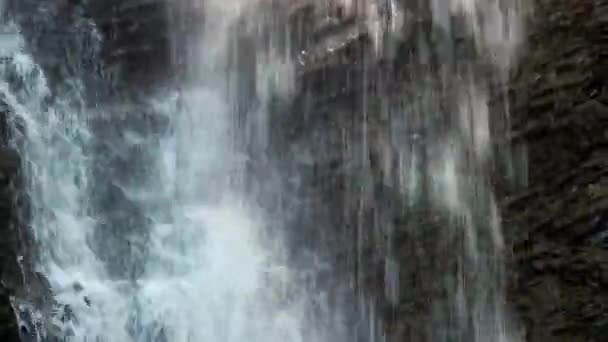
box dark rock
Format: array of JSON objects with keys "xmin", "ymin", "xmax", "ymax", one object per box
[
  {"xmin": 503, "ymin": 1, "xmax": 608, "ymax": 340},
  {"xmin": 0, "ymin": 144, "xmax": 29, "ymax": 341},
  {"xmin": 86, "ymin": 0, "xmax": 182, "ymax": 89},
  {"xmin": 0, "ymin": 287, "xmax": 19, "ymax": 342}
]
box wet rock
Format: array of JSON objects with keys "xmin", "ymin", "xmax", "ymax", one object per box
[
  {"xmin": 7, "ymin": 0, "xmax": 105, "ymax": 99},
  {"xmin": 0, "ymin": 144, "xmax": 30, "ymax": 341},
  {"xmin": 0, "ymin": 287, "xmax": 19, "ymax": 342},
  {"xmin": 494, "ymin": 0, "xmax": 608, "ymax": 340},
  {"xmin": 86, "ymin": 0, "xmax": 178, "ymax": 89},
  {"xmin": 86, "ymin": 105, "xmax": 164, "ymax": 280},
  {"xmin": 89, "ymin": 181, "xmax": 151, "ymax": 280}
]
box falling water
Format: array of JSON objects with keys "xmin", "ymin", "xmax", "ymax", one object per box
[
  {"xmin": 371, "ymin": 1, "xmax": 524, "ymax": 341},
  {"xmin": 0, "ymin": 0, "xmax": 524, "ymax": 341},
  {"xmin": 0, "ymin": 0, "xmax": 345, "ymax": 341}
]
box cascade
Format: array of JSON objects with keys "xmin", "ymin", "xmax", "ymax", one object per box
[{"xmin": 0, "ymin": 1, "xmax": 523, "ymax": 341}]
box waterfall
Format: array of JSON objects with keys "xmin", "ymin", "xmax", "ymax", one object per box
[
  {"xmin": 374, "ymin": 1, "xmax": 524, "ymax": 340},
  {"xmin": 0, "ymin": 0, "xmax": 525, "ymax": 341},
  {"xmin": 0, "ymin": 0, "xmax": 345, "ymax": 341}
]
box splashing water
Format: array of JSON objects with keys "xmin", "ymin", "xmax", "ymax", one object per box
[
  {"xmin": 0, "ymin": 0, "xmax": 342, "ymax": 341},
  {"xmin": 0, "ymin": 0, "xmax": 525, "ymax": 342}
]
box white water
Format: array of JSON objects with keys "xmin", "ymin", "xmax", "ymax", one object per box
[
  {"xmin": 1, "ymin": 1, "xmax": 346, "ymax": 341},
  {"xmin": 0, "ymin": 0, "xmax": 525, "ymax": 341}
]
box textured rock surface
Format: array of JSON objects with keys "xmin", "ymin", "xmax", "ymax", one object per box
[
  {"xmin": 504, "ymin": 0, "xmax": 608, "ymax": 340},
  {"xmin": 0, "ymin": 146, "xmax": 23, "ymax": 342},
  {"xmin": 0, "ymin": 110, "xmax": 31, "ymax": 342},
  {"xmin": 87, "ymin": 0, "xmax": 174, "ymax": 88},
  {"xmin": 87, "ymin": 108, "xmax": 166, "ymax": 280}
]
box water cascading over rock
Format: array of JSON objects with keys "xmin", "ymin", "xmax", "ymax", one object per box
[
  {"xmin": 278, "ymin": 0, "xmax": 525, "ymax": 341},
  {"xmin": 0, "ymin": 0, "xmax": 361, "ymax": 341},
  {"xmin": 0, "ymin": 0, "xmax": 526, "ymax": 341}
]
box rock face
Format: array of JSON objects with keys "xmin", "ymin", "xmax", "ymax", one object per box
[
  {"xmin": 87, "ymin": 0, "xmax": 175, "ymax": 89},
  {"xmin": 0, "ymin": 144, "xmax": 24, "ymax": 342},
  {"xmin": 88, "ymin": 113, "xmax": 157, "ymax": 280},
  {"xmin": 504, "ymin": 0, "xmax": 608, "ymax": 340},
  {"xmin": 0, "ymin": 107, "xmax": 39, "ymax": 342}
]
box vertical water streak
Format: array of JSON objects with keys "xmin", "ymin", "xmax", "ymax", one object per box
[{"xmin": 384, "ymin": 0, "xmax": 524, "ymax": 341}]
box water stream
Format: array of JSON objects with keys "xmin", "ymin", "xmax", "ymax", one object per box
[{"xmin": 0, "ymin": 1, "xmax": 523, "ymax": 341}]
